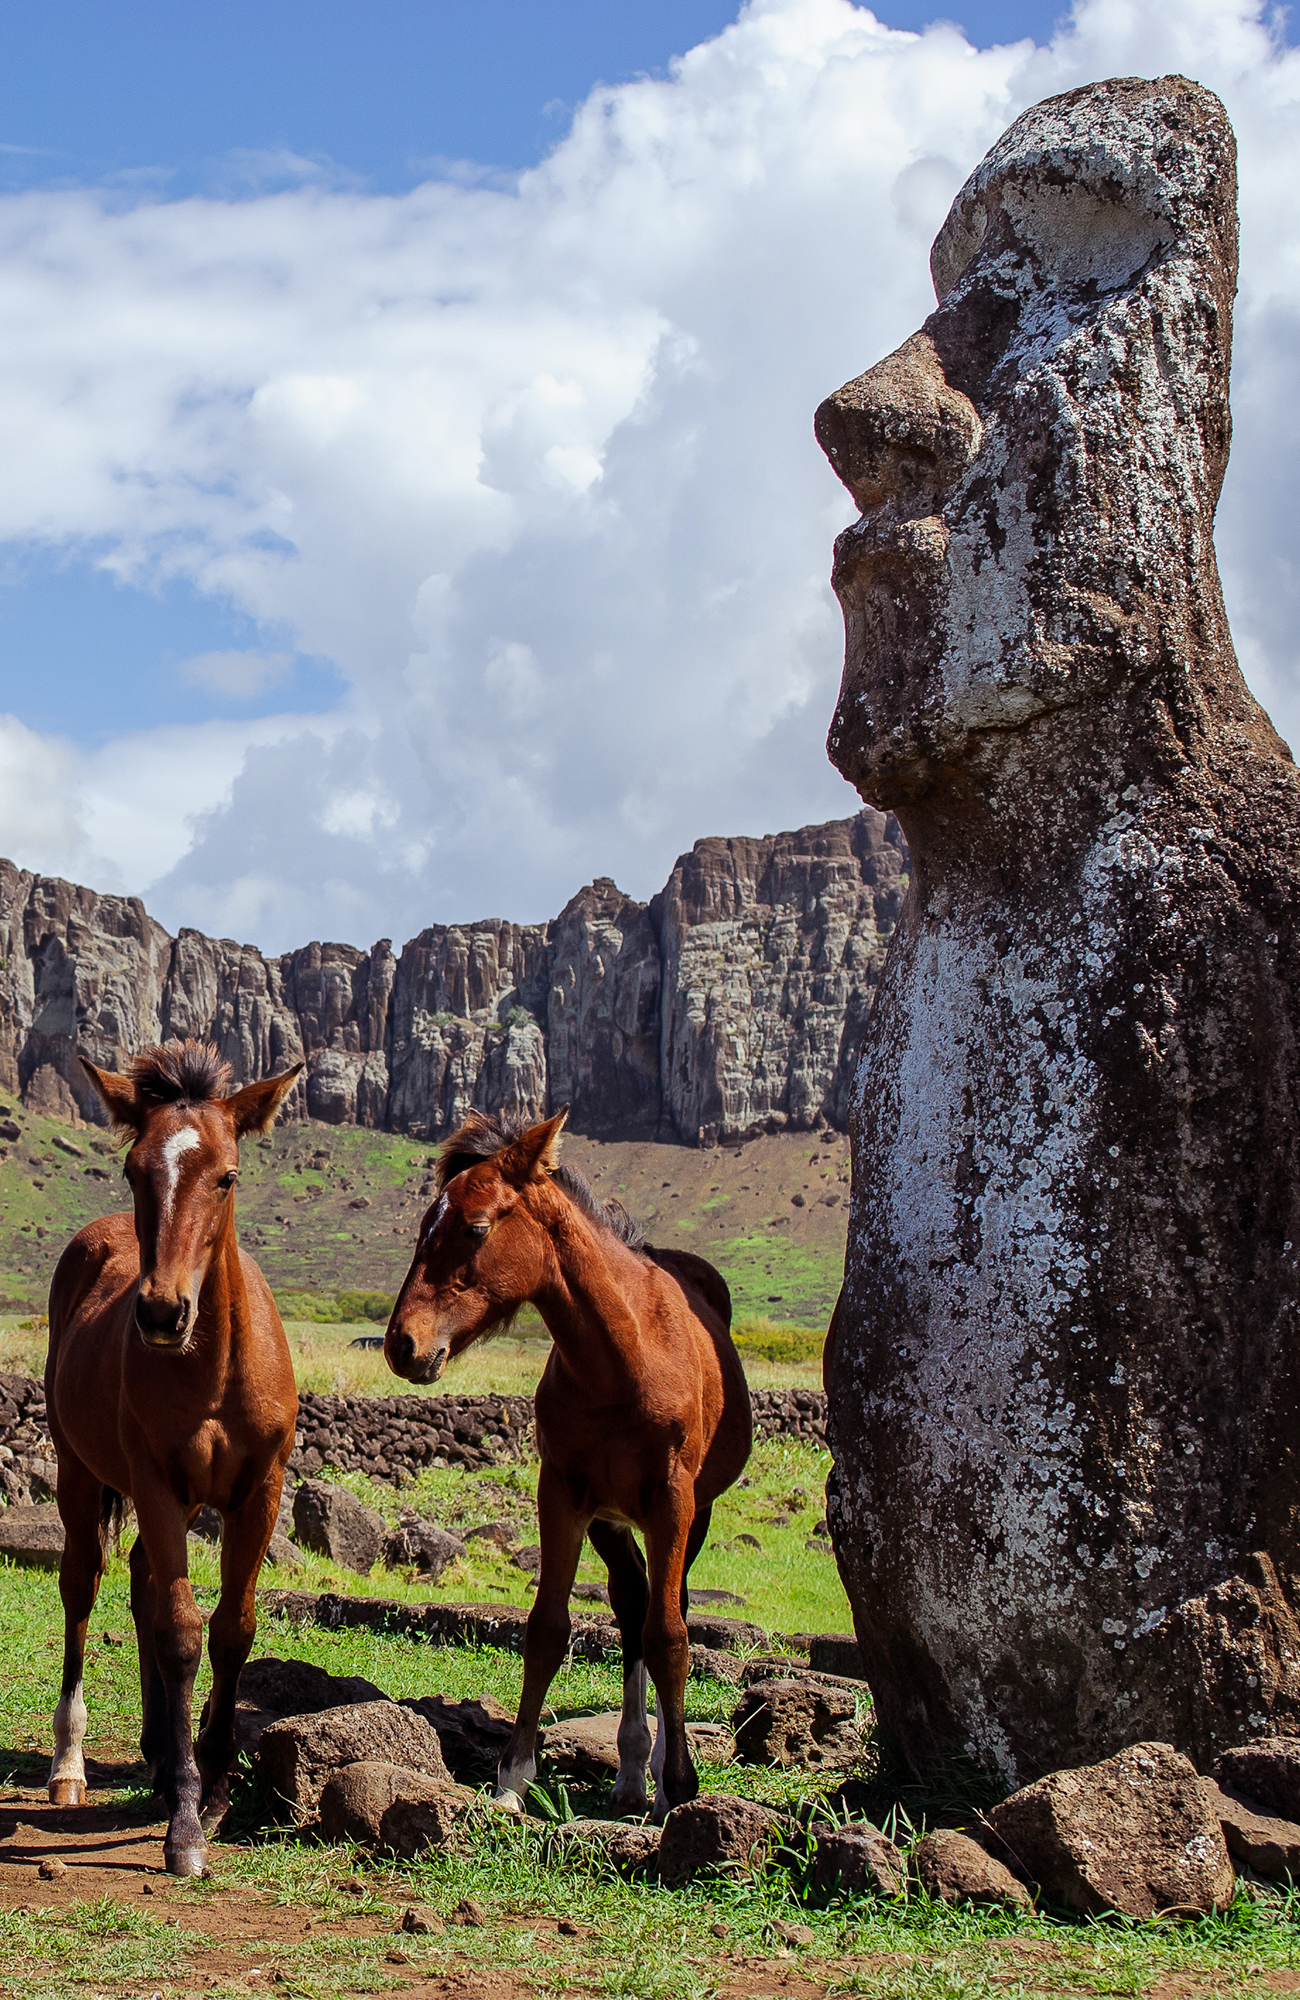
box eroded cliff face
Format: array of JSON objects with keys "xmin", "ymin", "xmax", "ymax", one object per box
[{"xmin": 0, "ymin": 812, "xmax": 905, "ymax": 1145}]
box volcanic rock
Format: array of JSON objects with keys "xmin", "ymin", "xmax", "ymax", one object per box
[
  {"xmin": 0, "ymin": 1502, "xmax": 64, "ymax": 1569},
  {"xmin": 1201, "ymin": 1776, "xmax": 1300, "ymax": 1882},
  {"xmin": 318, "ymin": 1760, "xmax": 471, "ymax": 1851},
  {"xmin": 402, "ymin": 1694, "xmax": 515, "ymax": 1782},
  {"xmin": 986, "ymin": 1742, "xmax": 1233, "ymax": 1917},
  {"xmin": 254, "ymin": 1700, "xmax": 449, "ymax": 1816},
  {"xmin": 555, "ymin": 1818, "xmax": 662, "ymax": 1874},
  {"xmin": 913, "ymin": 1830, "xmax": 1032, "ymax": 1910},
  {"xmin": 291, "ymin": 1480, "xmax": 384, "ymax": 1575},
  {"xmin": 540, "ymin": 1712, "xmax": 733, "ymax": 1782},
  {"xmin": 731, "ymin": 1677, "xmax": 860, "ymax": 1768},
  {"xmin": 811, "ymin": 1822, "xmax": 905, "ymax": 1897},
  {"xmin": 818, "ymin": 71, "xmax": 1300, "ymax": 1781},
  {"xmin": 1212, "ymin": 1737, "xmax": 1300, "ymax": 1823},
  {"xmin": 381, "ymin": 1517, "xmax": 468, "ymax": 1579},
  {"xmin": 657, "ymin": 1794, "xmax": 785, "ymax": 1884}
]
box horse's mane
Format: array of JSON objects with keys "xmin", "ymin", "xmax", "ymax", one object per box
[
  {"xmin": 129, "ymin": 1039, "xmax": 233, "ymax": 1109},
  {"xmin": 436, "ymin": 1108, "xmax": 647, "ymax": 1253}
]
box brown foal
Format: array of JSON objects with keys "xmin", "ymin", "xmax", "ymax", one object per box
[
  {"xmin": 385, "ymin": 1108, "xmax": 752, "ymax": 1820},
  {"xmin": 45, "ymin": 1041, "xmax": 300, "ymax": 1875}
]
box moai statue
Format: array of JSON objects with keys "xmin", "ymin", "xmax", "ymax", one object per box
[{"xmin": 816, "ymin": 75, "xmax": 1300, "ymax": 1783}]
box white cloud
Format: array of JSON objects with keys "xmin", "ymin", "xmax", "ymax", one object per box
[{"xmin": 0, "ymin": 0, "xmax": 1296, "ymax": 950}]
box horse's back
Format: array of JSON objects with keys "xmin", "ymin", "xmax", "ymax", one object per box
[{"xmin": 646, "ymin": 1246, "xmax": 732, "ymax": 1333}]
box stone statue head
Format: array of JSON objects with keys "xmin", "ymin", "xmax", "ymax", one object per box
[{"xmin": 816, "ymin": 76, "xmax": 1244, "ymax": 810}]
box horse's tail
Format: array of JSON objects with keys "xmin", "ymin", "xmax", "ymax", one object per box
[{"xmin": 99, "ymin": 1486, "xmax": 129, "ymax": 1553}]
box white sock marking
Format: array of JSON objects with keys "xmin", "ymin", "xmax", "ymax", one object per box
[{"xmin": 50, "ymin": 1680, "xmax": 87, "ymax": 1787}]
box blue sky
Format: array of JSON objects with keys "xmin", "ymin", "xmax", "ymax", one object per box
[{"xmin": 0, "ymin": 1, "xmax": 1296, "ymax": 950}]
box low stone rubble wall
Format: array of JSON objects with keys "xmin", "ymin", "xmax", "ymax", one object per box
[{"xmin": 0, "ymin": 1372, "xmax": 827, "ymax": 1495}]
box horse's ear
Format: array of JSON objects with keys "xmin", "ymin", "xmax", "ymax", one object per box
[
  {"xmin": 79, "ymin": 1057, "xmax": 143, "ymax": 1133},
  {"xmin": 227, "ymin": 1062, "xmax": 305, "ymax": 1137},
  {"xmin": 500, "ymin": 1107, "xmax": 569, "ymax": 1185}
]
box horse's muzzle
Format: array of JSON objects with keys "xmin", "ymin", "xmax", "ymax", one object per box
[
  {"xmin": 386, "ymin": 1327, "xmax": 448, "ymax": 1383},
  {"xmin": 135, "ymin": 1291, "xmax": 192, "ymax": 1347}
]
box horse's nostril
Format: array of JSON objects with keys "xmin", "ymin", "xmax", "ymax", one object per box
[
  {"xmin": 389, "ymin": 1330, "xmax": 416, "ymax": 1372},
  {"xmin": 135, "ymin": 1293, "xmax": 188, "ymax": 1339}
]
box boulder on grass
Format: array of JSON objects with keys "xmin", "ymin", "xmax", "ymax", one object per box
[
  {"xmin": 914, "ymin": 1829, "xmax": 1032, "ymax": 1910},
  {"xmin": 382, "ymin": 1517, "xmax": 468, "ymax": 1579},
  {"xmin": 986, "ymin": 1741, "xmax": 1234, "ymax": 1918},
  {"xmin": 555, "ymin": 1817, "xmax": 662, "ymax": 1874},
  {"xmin": 1213, "ymin": 1737, "xmax": 1300, "ymax": 1824},
  {"xmin": 264, "ymin": 1531, "xmax": 302, "ymax": 1568},
  {"xmin": 319, "ymin": 1760, "xmax": 472, "ymax": 1851},
  {"xmin": 291, "ymin": 1480, "xmax": 384, "ymax": 1574},
  {"xmin": 402, "ymin": 1694, "xmax": 516, "ymax": 1782},
  {"xmin": 811, "ymin": 1822, "xmax": 905, "ymax": 1896},
  {"xmin": 731, "ymin": 1677, "xmax": 861, "ymax": 1769},
  {"xmin": 1202, "ymin": 1776, "xmax": 1300, "ymax": 1882},
  {"xmin": 657, "ymin": 1793, "xmax": 785, "ymax": 1884},
  {"xmin": 224, "ymin": 1655, "xmax": 385, "ymax": 1757},
  {"xmin": 255, "ymin": 1700, "xmax": 449, "ymax": 1816},
  {"xmin": 541, "ymin": 1712, "xmax": 734, "ymax": 1783},
  {"xmin": 0, "ymin": 1503, "xmax": 64, "ymax": 1570}
]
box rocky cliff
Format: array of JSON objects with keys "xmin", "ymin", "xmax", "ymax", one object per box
[{"xmin": 0, "ymin": 809, "xmax": 906, "ymax": 1146}]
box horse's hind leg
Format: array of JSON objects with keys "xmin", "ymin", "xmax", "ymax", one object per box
[
  {"xmin": 587, "ymin": 1520, "xmax": 651, "ymax": 1815},
  {"xmin": 196, "ymin": 1476, "xmax": 280, "ymax": 1832},
  {"xmin": 496, "ymin": 1462, "xmax": 585, "ymax": 1812},
  {"xmin": 644, "ymin": 1489, "xmax": 710, "ymax": 1823},
  {"xmin": 48, "ymin": 1460, "xmax": 110, "ymax": 1807}
]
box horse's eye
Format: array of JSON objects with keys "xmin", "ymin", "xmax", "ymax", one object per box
[
  {"xmin": 218, "ymin": 1171, "xmax": 238, "ymax": 1191},
  {"xmin": 465, "ymin": 1221, "xmax": 489, "ymax": 1244}
]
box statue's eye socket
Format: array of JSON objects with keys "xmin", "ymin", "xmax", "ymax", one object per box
[{"xmin": 465, "ymin": 1221, "xmax": 489, "ymax": 1244}]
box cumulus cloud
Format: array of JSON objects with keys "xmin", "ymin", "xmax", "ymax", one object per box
[
  {"xmin": 0, "ymin": 0, "xmax": 1297, "ymax": 950},
  {"xmin": 181, "ymin": 649, "xmax": 293, "ymax": 696}
]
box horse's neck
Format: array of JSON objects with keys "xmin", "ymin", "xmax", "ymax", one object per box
[
  {"xmin": 533, "ymin": 1227, "xmax": 647, "ymax": 1392},
  {"xmin": 194, "ymin": 1218, "xmax": 253, "ymax": 1380}
]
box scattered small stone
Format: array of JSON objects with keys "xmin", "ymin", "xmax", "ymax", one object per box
[
  {"xmin": 556, "ymin": 1918, "xmax": 580, "ymax": 1936},
  {"xmin": 732, "ymin": 1678, "xmax": 861, "ymax": 1769},
  {"xmin": 657, "ymin": 1793, "xmax": 785, "ymax": 1884},
  {"xmin": 292, "ymin": 1480, "xmax": 385, "ymax": 1574},
  {"xmin": 774, "ymin": 1922, "xmax": 814, "ymax": 1947},
  {"xmin": 142, "ymin": 1881, "xmax": 154, "ymax": 1895},
  {"xmin": 512, "ymin": 1544, "xmax": 542, "ymax": 1574},
  {"xmin": 449, "ymin": 1897, "xmax": 485, "ymax": 1926},
  {"xmin": 811, "ymin": 1822, "xmax": 905, "ymax": 1897},
  {"xmin": 400, "ymin": 1905, "xmax": 444, "ymax": 1935},
  {"xmin": 914, "ymin": 1829, "xmax": 1032, "ymax": 1910},
  {"xmin": 385, "ymin": 1949, "xmax": 410, "ymax": 1965},
  {"xmin": 38, "ymin": 1857, "xmax": 67, "ymax": 1880},
  {"xmin": 465, "ymin": 1520, "xmax": 516, "ymax": 1550},
  {"xmin": 1213, "ymin": 1737, "xmax": 1300, "ymax": 1824},
  {"xmin": 1202, "ymin": 1776, "xmax": 1300, "ymax": 1883},
  {"xmin": 382, "ymin": 1517, "xmax": 468, "ymax": 1580},
  {"xmin": 341, "ymin": 1875, "xmax": 367, "ymax": 1896},
  {"xmin": 555, "ymin": 1818, "xmax": 662, "ymax": 1874},
  {"xmin": 102, "ymin": 1630, "xmax": 126, "ymax": 1647},
  {"xmin": 0, "ymin": 1503, "xmax": 65, "ymax": 1571},
  {"xmin": 736, "ymin": 1533, "xmax": 761, "ymax": 1551}
]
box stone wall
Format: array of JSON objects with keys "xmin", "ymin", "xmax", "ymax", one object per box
[
  {"xmin": 0, "ymin": 810, "xmax": 906, "ymax": 1145},
  {"xmin": 0, "ymin": 1372, "xmax": 827, "ymax": 1499}
]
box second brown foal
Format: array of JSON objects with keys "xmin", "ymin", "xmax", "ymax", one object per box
[{"xmin": 385, "ymin": 1107, "xmax": 752, "ymax": 1820}]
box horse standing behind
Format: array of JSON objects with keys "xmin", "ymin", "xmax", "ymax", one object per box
[
  {"xmin": 385, "ymin": 1107, "xmax": 752, "ymax": 1820},
  {"xmin": 45, "ymin": 1041, "xmax": 301, "ymax": 1876}
]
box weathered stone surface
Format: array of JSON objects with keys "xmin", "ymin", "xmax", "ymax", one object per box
[
  {"xmin": 914, "ymin": 1830, "xmax": 1032, "ymax": 1910},
  {"xmin": 819, "ymin": 72, "xmax": 1300, "ymax": 1781},
  {"xmin": 808, "ymin": 1634, "xmax": 865, "ymax": 1679},
  {"xmin": 402, "ymin": 1694, "xmax": 516, "ymax": 1782},
  {"xmin": 318, "ymin": 1760, "xmax": 471, "ymax": 1850},
  {"xmin": 986, "ymin": 1742, "xmax": 1234, "ymax": 1917},
  {"xmin": 291, "ymin": 1480, "xmax": 384, "ymax": 1574},
  {"xmin": 0, "ymin": 809, "xmax": 904, "ymax": 1143},
  {"xmin": 656, "ymin": 1793, "xmax": 784, "ymax": 1883},
  {"xmin": 254, "ymin": 1700, "xmax": 449, "ymax": 1815},
  {"xmin": 811, "ymin": 1822, "xmax": 905, "ymax": 1896},
  {"xmin": 1202, "ymin": 1775, "xmax": 1300, "ymax": 1882},
  {"xmin": 556, "ymin": 1817, "xmax": 662, "ymax": 1874},
  {"xmin": 0, "ymin": 1501, "xmax": 64, "ymax": 1569},
  {"xmin": 238, "ymin": 1656, "xmax": 383, "ymax": 1717},
  {"xmin": 731, "ymin": 1678, "xmax": 861, "ymax": 1769},
  {"xmin": 381, "ymin": 1517, "xmax": 468, "ymax": 1579},
  {"xmin": 540, "ymin": 1712, "xmax": 733, "ymax": 1782},
  {"xmin": 1213, "ymin": 1737, "xmax": 1300, "ymax": 1823}
]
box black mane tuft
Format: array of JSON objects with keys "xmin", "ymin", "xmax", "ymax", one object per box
[{"xmin": 129, "ymin": 1039, "xmax": 232, "ymax": 1109}]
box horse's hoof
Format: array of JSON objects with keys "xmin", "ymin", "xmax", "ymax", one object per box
[
  {"xmin": 47, "ymin": 1780, "xmax": 85, "ymax": 1808},
  {"xmin": 610, "ymin": 1786, "xmax": 649, "ymax": 1818},
  {"xmin": 490, "ymin": 1788, "xmax": 525, "ymax": 1816},
  {"xmin": 165, "ymin": 1844, "xmax": 209, "ymax": 1878}
]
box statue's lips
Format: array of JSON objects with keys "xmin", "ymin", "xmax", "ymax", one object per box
[{"xmin": 831, "ymin": 511, "xmax": 950, "ymax": 591}]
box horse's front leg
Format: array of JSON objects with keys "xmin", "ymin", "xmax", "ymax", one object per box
[
  {"xmin": 133, "ymin": 1483, "xmax": 207, "ymax": 1876},
  {"xmin": 642, "ymin": 1474, "xmax": 697, "ymax": 1823},
  {"xmin": 495, "ymin": 1462, "xmax": 585, "ymax": 1812},
  {"xmin": 48, "ymin": 1457, "xmax": 110, "ymax": 1807},
  {"xmin": 196, "ymin": 1472, "xmax": 282, "ymax": 1832}
]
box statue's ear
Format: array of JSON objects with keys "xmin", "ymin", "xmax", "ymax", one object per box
[
  {"xmin": 227, "ymin": 1063, "xmax": 304, "ymax": 1137},
  {"xmin": 499, "ymin": 1108, "xmax": 569, "ymax": 1185},
  {"xmin": 79, "ymin": 1057, "xmax": 143, "ymax": 1133}
]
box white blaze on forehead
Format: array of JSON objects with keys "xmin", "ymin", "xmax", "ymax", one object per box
[{"xmin": 159, "ymin": 1123, "xmax": 202, "ymax": 1225}]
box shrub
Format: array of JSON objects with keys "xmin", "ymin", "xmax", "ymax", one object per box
[{"xmin": 731, "ymin": 1318, "xmax": 825, "ymax": 1365}]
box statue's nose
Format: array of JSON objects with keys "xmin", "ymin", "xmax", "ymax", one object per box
[{"xmin": 815, "ymin": 330, "xmax": 981, "ymax": 518}]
